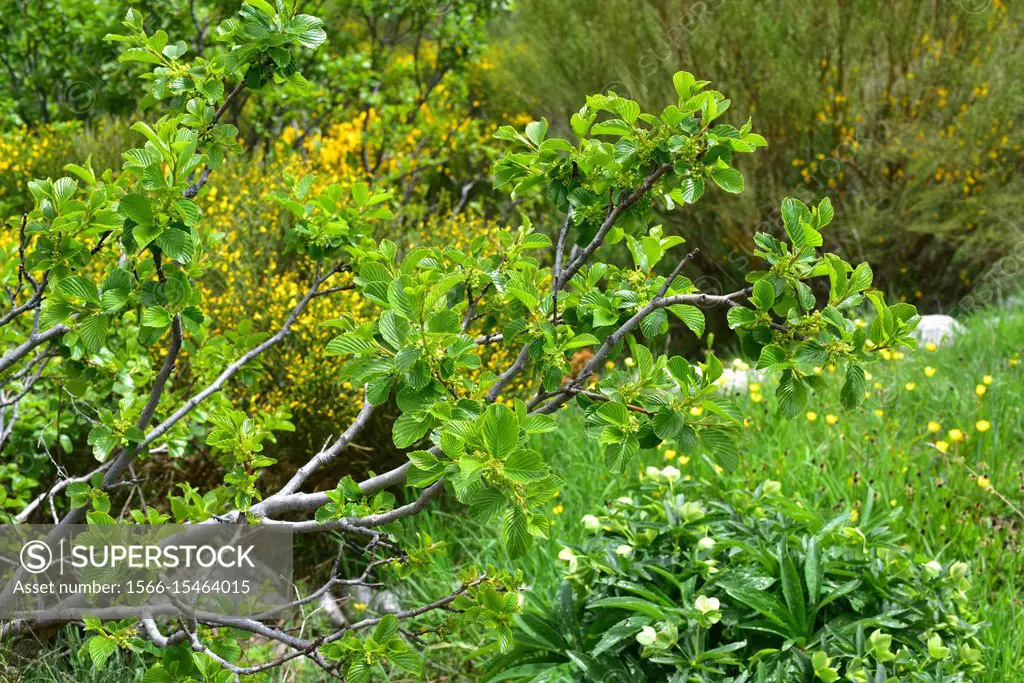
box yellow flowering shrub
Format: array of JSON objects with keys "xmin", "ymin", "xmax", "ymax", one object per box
[
  {"xmin": 0, "ymin": 122, "xmax": 81, "ymax": 215},
  {"xmin": 196, "ymin": 115, "xmax": 513, "ymax": 448}
]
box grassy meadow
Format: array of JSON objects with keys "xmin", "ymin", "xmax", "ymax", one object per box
[
  {"xmin": 10, "ymin": 299, "xmax": 1023, "ymax": 683},
  {"xmin": 400, "ymin": 302, "xmax": 1024, "ymax": 682}
]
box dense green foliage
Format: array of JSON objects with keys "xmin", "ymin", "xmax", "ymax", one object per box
[
  {"xmin": 0, "ymin": 1, "xmax": 1018, "ymax": 682},
  {"xmin": 491, "ymin": 477, "xmax": 984, "ymax": 681}
]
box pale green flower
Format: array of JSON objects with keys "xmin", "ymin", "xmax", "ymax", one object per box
[{"xmin": 635, "ymin": 625, "xmax": 657, "ymax": 646}]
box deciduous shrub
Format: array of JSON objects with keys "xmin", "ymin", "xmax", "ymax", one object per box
[{"xmin": 1, "ymin": 1, "xmax": 927, "ymax": 678}]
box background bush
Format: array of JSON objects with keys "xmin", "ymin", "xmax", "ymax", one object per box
[{"xmin": 491, "ymin": 0, "xmax": 1024, "ymax": 306}]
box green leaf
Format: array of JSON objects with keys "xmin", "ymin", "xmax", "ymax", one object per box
[
  {"xmin": 132, "ymin": 222, "xmax": 163, "ymax": 250},
  {"xmin": 119, "ymin": 193, "xmax": 153, "ymax": 226},
  {"xmin": 652, "ymin": 408, "xmax": 684, "ymax": 440},
  {"xmin": 503, "ymin": 506, "xmax": 532, "ymax": 557},
  {"xmin": 778, "ymin": 543, "xmax": 807, "ymax": 635},
  {"xmin": 244, "ymin": 0, "xmax": 277, "ymax": 18},
  {"xmin": 805, "ymin": 537, "xmax": 822, "ymax": 604},
  {"xmin": 752, "ymin": 279, "xmax": 775, "ymax": 311},
  {"xmin": 288, "ymin": 15, "xmax": 327, "ymax": 49},
  {"xmin": 848, "ymin": 263, "xmax": 873, "ymax": 294},
  {"xmin": 378, "ymin": 310, "xmax": 409, "ymax": 350},
  {"xmin": 589, "ymin": 597, "xmax": 667, "ymax": 620},
  {"xmin": 347, "ymin": 661, "xmax": 372, "ymax": 683},
  {"xmin": 816, "ymin": 197, "xmax": 834, "ymax": 228},
  {"xmin": 701, "ymin": 429, "xmax": 738, "ymax": 473},
  {"xmin": 154, "ymin": 229, "xmax": 194, "ymax": 263},
  {"xmin": 710, "ymin": 167, "xmax": 744, "ymax": 194},
  {"xmin": 727, "ymin": 307, "xmax": 757, "ymax": 329},
  {"xmin": 366, "ymin": 376, "xmax": 392, "ymax": 406},
  {"xmin": 679, "ymin": 177, "xmax": 705, "ymax": 204},
  {"xmin": 596, "ymin": 401, "xmax": 630, "ymax": 427},
  {"xmin": 672, "ymin": 71, "xmax": 697, "ymax": 102},
  {"xmin": 78, "ymin": 314, "xmax": 109, "ymax": 353},
  {"xmin": 325, "ymin": 334, "xmax": 375, "ymax": 356},
  {"xmin": 387, "ymin": 280, "xmax": 416, "ymax": 321},
  {"xmin": 119, "ymin": 48, "xmax": 163, "ymax": 65},
  {"xmin": 59, "ymin": 276, "xmax": 100, "ymax": 304},
  {"xmin": 141, "ymin": 306, "xmax": 173, "ymax": 328},
  {"xmin": 88, "ymin": 636, "xmax": 118, "ymax": 670},
  {"xmin": 482, "ymin": 403, "xmax": 520, "ymax": 459},
  {"xmin": 468, "ymin": 488, "xmax": 506, "ymax": 524},
  {"xmin": 373, "ymin": 614, "xmax": 399, "ymax": 642},
  {"xmin": 52, "ymin": 177, "xmax": 79, "ymax": 207},
  {"xmin": 427, "ymin": 310, "xmax": 461, "ymax": 334},
  {"xmin": 669, "ymin": 304, "xmax": 705, "ymax": 337},
  {"xmin": 776, "ymin": 371, "xmax": 807, "ymax": 418},
  {"xmin": 524, "ymin": 119, "xmax": 549, "ymax": 146},
  {"xmin": 393, "ymin": 414, "xmax": 430, "ymax": 449},
  {"xmin": 756, "ymin": 344, "xmax": 789, "ymax": 372},
  {"xmin": 840, "ymin": 364, "xmax": 867, "ymax": 409},
  {"xmin": 101, "ymin": 288, "xmax": 130, "ymax": 314},
  {"xmin": 717, "ymin": 579, "xmax": 793, "ymax": 630},
  {"xmin": 505, "ymin": 449, "xmax": 546, "ymax": 482},
  {"xmin": 522, "ymin": 414, "xmax": 557, "ymax": 434},
  {"xmin": 388, "ymin": 647, "xmax": 421, "ymax": 674}
]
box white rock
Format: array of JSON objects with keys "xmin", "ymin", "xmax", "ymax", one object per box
[
  {"xmin": 910, "ymin": 315, "xmax": 965, "ymax": 348},
  {"xmin": 1001, "ymin": 295, "xmax": 1023, "ymax": 310},
  {"xmin": 319, "ymin": 592, "xmax": 347, "ymax": 627},
  {"xmin": 331, "ymin": 584, "xmax": 402, "ymax": 624},
  {"xmin": 714, "ymin": 366, "xmax": 765, "ymax": 395}
]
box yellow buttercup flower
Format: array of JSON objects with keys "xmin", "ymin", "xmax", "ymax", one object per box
[
  {"xmin": 948, "ymin": 429, "xmax": 964, "ymax": 442},
  {"xmin": 552, "ymin": 504, "xmax": 564, "ymax": 515},
  {"xmin": 925, "ymin": 342, "xmax": 938, "ymax": 352},
  {"xmin": 976, "ymin": 420, "xmax": 991, "ymax": 433},
  {"xmin": 690, "ymin": 406, "xmax": 704, "ymax": 416},
  {"xmin": 663, "ymin": 449, "xmax": 677, "ymax": 461},
  {"xmin": 977, "ymin": 476, "xmax": 990, "ymax": 490},
  {"xmin": 935, "ymin": 441, "xmax": 950, "ymax": 453},
  {"xmin": 975, "ymin": 384, "xmax": 987, "ymax": 397},
  {"xmin": 874, "ymin": 409, "xmax": 884, "ymax": 417},
  {"xmin": 825, "ymin": 414, "xmax": 839, "ymax": 426},
  {"xmin": 806, "ymin": 411, "xmax": 818, "ymax": 422},
  {"xmin": 928, "ymin": 421, "xmax": 941, "ymax": 433},
  {"xmin": 924, "ymin": 366, "xmax": 936, "ymax": 377},
  {"xmin": 983, "ymin": 375, "xmax": 993, "ymax": 385},
  {"xmin": 904, "ymin": 382, "xmax": 916, "ymax": 392}
]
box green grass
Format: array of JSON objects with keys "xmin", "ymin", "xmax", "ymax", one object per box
[{"xmin": 406, "ymin": 304, "xmax": 1024, "ymax": 681}]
